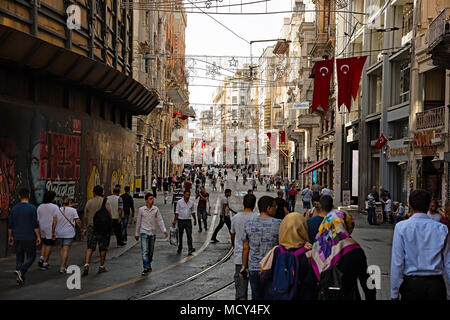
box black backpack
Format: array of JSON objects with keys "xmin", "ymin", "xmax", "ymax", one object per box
[
  {"xmin": 93, "ymin": 198, "xmax": 112, "ymax": 235},
  {"xmin": 317, "ymin": 263, "xmax": 345, "ymax": 300}
]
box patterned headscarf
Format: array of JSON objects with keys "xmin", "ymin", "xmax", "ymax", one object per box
[{"xmin": 310, "ymin": 209, "xmax": 360, "ymax": 280}]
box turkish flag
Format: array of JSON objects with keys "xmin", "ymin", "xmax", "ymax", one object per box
[
  {"xmin": 280, "ymin": 131, "xmax": 286, "ymax": 144},
  {"xmin": 173, "ymin": 111, "xmax": 181, "ymax": 118},
  {"xmin": 267, "ymin": 132, "xmax": 272, "ymax": 140},
  {"xmin": 375, "ymin": 133, "xmax": 388, "ymax": 149},
  {"xmin": 336, "ymin": 56, "xmax": 368, "ymax": 112},
  {"xmin": 179, "ymin": 115, "xmax": 189, "ymax": 120},
  {"xmin": 311, "ymin": 59, "xmax": 334, "ymax": 115}
]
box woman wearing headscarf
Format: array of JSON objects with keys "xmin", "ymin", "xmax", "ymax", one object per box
[
  {"xmin": 259, "ymin": 212, "xmax": 317, "ymax": 300},
  {"xmin": 311, "ymin": 209, "xmax": 376, "ymax": 300}
]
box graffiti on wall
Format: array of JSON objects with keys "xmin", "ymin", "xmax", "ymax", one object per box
[
  {"xmin": 0, "ymin": 139, "xmax": 17, "ymax": 219},
  {"xmin": 85, "ymin": 130, "xmax": 135, "ymax": 199}
]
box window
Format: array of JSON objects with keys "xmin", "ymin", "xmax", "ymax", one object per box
[
  {"xmin": 144, "ymin": 11, "xmax": 150, "ymax": 26},
  {"xmin": 306, "ymin": 90, "xmax": 313, "ymax": 101},
  {"xmin": 240, "ymin": 96, "xmax": 245, "ymax": 105},
  {"xmin": 391, "ymin": 119, "xmax": 409, "ymax": 140},
  {"xmin": 232, "ymin": 96, "xmax": 237, "ymax": 105},
  {"xmin": 399, "ymin": 62, "xmax": 410, "ymax": 103}
]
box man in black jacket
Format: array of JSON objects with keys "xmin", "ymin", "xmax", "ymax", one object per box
[{"xmin": 120, "ymin": 186, "xmax": 135, "ymax": 244}]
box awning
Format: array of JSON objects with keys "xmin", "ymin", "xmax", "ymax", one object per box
[
  {"xmin": 300, "ymin": 159, "xmax": 328, "ymax": 174},
  {"xmin": 0, "ymin": 25, "xmax": 159, "ymax": 115}
]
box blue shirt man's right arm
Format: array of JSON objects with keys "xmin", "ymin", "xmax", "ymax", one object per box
[{"xmin": 390, "ymin": 223, "xmax": 405, "ymax": 299}]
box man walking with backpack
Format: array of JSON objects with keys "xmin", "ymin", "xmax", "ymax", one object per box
[
  {"xmin": 135, "ymin": 193, "xmax": 168, "ymax": 276},
  {"xmin": 82, "ymin": 185, "xmax": 112, "ymax": 276}
]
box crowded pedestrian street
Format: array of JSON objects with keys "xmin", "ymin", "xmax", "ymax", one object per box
[
  {"xmin": 0, "ymin": 0, "xmax": 449, "ymax": 306},
  {"xmin": 0, "ymin": 172, "xmax": 397, "ymax": 300}
]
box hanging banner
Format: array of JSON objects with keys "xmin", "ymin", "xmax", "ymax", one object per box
[
  {"xmin": 311, "ymin": 59, "xmax": 334, "ymax": 115},
  {"xmin": 336, "ymin": 56, "xmax": 368, "ymax": 112}
]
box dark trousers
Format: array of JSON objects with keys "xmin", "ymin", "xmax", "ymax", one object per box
[
  {"xmin": 197, "ymin": 207, "xmax": 208, "ymax": 231},
  {"xmin": 400, "ymin": 276, "xmax": 447, "ymax": 300},
  {"xmin": 178, "ymin": 219, "xmax": 193, "ymax": 251},
  {"xmin": 212, "ymin": 215, "xmax": 231, "ymax": 241},
  {"xmin": 14, "ymin": 240, "xmax": 36, "ymax": 276},
  {"xmin": 368, "ymin": 207, "xmax": 378, "ymax": 225},
  {"xmin": 249, "ymin": 271, "xmax": 273, "ymax": 300},
  {"xmin": 152, "ymin": 187, "xmax": 157, "ymax": 198},
  {"xmin": 121, "ymin": 215, "xmax": 129, "ymax": 239},
  {"xmin": 112, "ymin": 219, "xmax": 123, "ymax": 245}
]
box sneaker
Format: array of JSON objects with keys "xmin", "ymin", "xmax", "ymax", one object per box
[
  {"xmin": 141, "ymin": 269, "xmax": 151, "ymax": 276},
  {"xmin": 59, "ymin": 268, "xmax": 67, "ymax": 274},
  {"xmin": 98, "ymin": 266, "xmax": 108, "ymax": 274},
  {"xmin": 40, "ymin": 263, "xmax": 50, "ymax": 270},
  {"xmin": 188, "ymin": 248, "xmax": 196, "ymax": 255},
  {"xmin": 211, "ymin": 239, "xmax": 219, "ymax": 243},
  {"xmin": 118, "ymin": 242, "xmax": 126, "ymax": 247},
  {"xmin": 82, "ymin": 265, "xmax": 89, "ymax": 276},
  {"xmin": 14, "ymin": 270, "xmax": 23, "ymax": 286}
]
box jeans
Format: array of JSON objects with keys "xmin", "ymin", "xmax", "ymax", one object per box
[
  {"xmin": 288, "ymin": 200, "xmax": 296, "ymax": 213},
  {"xmin": 211, "ymin": 215, "xmax": 231, "ymax": 241},
  {"xmin": 197, "ymin": 207, "xmax": 208, "ymax": 231},
  {"xmin": 234, "ymin": 264, "xmax": 249, "ymax": 300},
  {"xmin": 140, "ymin": 234, "xmax": 156, "ymax": 270},
  {"xmin": 121, "ymin": 215, "xmax": 129, "ymax": 240},
  {"xmin": 178, "ymin": 219, "xmax": 193, "ymax": 251},
  {"xmin": 164, "ymin": 191, "xmax": 168, "ymax": 204},
  {"xmin": 14, "ymin": 240, "xmax": 36, "ymax": 276},
  {"xmin": 249, "ymin": 271, "xmax": 273, "ymax": 300},
  {"xmin": 368, "ymin": 207, "xmax": 378, "ymax": 225},
  {"xmin": 112, "ymin": 219, "xmax": 123, "ymax": 244}
]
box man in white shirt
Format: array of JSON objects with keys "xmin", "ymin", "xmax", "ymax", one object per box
[
  {"xmin": 107, "ymin": 187, "xmax": 125, "ymax": 246},
  {"xmin": 135, "ymin": 193, "xmax": 168, "ymax": 276},
  {"xmin": 320, "ymin": 185, "xmax": 333, "ymax": 197},
  {"xmin": 211, "ymin": 189, "xmax": 236, "ymax": 243},
  {"xmin": 173, "ymin": 190, "xmax": 197, "ymax": 255},
  {"xmin": 231, "ymin": 194, "xmax": 258, "ymax": 300},
  {"xmin": 152, "ymin": 176, "xmax": 158, "ymax": 198}
]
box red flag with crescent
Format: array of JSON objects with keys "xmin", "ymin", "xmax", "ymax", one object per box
[
  {"xmin": 179, "ymin": 115, "xmax": 189, "ymax": 120},
  {"xmin": 173, "ymin": 111, "xmax": 181, "ymax": 118},
  {"xmin": 336, "ymin": 56, "xmax": 367, "ymax": 112},
  {"xmin": 311, "ymin": 59, "xmax": 334, "ymax": 115},
  {"xmin": 375, "ymin": 133, "xmax": 388, "ymax": 149}
]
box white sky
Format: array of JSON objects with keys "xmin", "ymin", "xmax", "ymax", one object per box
[{"xmin": 185, "ymin": 0, "xmax": 306, "ymax": 119}]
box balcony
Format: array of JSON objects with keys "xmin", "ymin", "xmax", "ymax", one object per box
[
  {"xmin": 416, "ymin": 106, "xmax": 446, "ymax": 131},
  {"xmin": 428, "ymin": 8, "xmax": 450, "ymax": 69}
]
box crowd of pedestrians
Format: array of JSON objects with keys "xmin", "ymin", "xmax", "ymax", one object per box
[{"xmin": 6, "ymin": 165, "xmax": 449, "ymax": 300}]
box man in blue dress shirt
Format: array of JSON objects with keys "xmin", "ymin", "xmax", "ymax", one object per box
[{"xmin": 390, "ymin": 189, "xmax": 449, "ymax": 300}]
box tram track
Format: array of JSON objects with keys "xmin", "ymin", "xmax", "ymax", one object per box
[{"xmin": 137, "ymin": 246, "xmax": 234, "ymax": 300}]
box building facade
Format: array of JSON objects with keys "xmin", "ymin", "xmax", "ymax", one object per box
[{"xmin": 0, "ymin": 0, "xmax": 159, "ymax": 255}]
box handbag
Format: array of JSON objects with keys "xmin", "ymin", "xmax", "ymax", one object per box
[
  {"xmin": 169, "ymin": 225, "xmax": 178, "ymax": 246},
  {"xmin": 59, "ymin": 207, "xmax": 76, "ymax": 229}
]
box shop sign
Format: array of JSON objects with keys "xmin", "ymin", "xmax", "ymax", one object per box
[
  {"xmin": 414, "ymin": 129, "xmax": 441, "ymax": 147},
  {"xmin": 386, "ymin": 146, "xmax": 408, "ymax": 159},
  {"xmin": 421, "ymin": 146, "xmax": 437, "ymax": 155}
]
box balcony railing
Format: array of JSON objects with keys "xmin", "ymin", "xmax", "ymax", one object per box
[
  {"xmin": 428, "ymin": 8, "xmax": 450, "ymax": 49},
  {"xmin": 416, "ymin": 106, "xmax": 445, "ymax": 131}
]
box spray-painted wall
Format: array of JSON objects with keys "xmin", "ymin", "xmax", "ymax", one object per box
[{"xmin": 0, "ymin": 101, "xmax": 135, "ymax": 255}]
